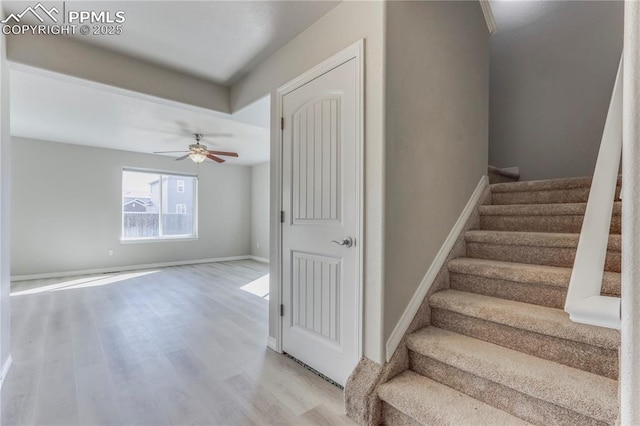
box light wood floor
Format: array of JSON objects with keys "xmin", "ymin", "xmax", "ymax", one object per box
[{"xmin": 1, "ymin": 260, "xmax": 356, "ymax": 426}]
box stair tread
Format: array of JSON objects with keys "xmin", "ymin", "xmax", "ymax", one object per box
[
  {"xmin": 491, "ymin": 175, "xmax": 621, "ymax": 193},
  {"xmin": 378, "ymin": 371, "xmax": 532, "ymax": 426},
  {"xmin": 479, "ymin": 202, "xmax": 621, "ymax": 216},
  {"xmin": 465, "ymin": 230, "xmax": 621, "ymax": 251},
  {"xmin": 430, "ymin": 289, "xmax": 620, "ymax": 349},
  {"xmin": 407, "ymin": 328, "xmax": 618, "ymax": 423},
  {"xmin": 447, "ymin": 257, "xmax": 620, "ymax": 294},
  {"xmin": 490, "ymin": 176, "xmax": 593, "ymax": 193}
]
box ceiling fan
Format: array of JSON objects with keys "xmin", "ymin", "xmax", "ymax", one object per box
[{"xmin": 153, "ymin": 133, "xmax": 239, "ymax": 163}]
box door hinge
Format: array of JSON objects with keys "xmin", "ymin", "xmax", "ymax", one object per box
[
  {"xmin": 280, "ymin": 304, "xmax": 284, "ymax": 316},
  {"xmin": 281, "ymin": 117, "xmax": 284, "ymax": 130},
  {"xmin": 280, "ymin": 210, "xmax": 285, "ymax": 223}
]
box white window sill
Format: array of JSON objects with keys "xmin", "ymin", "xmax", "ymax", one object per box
[{"xmin": 120, "ymin": 237, "xmax": 199, "ymax": 244}]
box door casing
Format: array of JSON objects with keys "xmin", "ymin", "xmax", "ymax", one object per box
[{"xmin": 273, "ymin": 40, "xmax": 364, "ymax": 365}]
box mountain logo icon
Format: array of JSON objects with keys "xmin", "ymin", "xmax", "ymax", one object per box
[{"xmin": 1, "ymin": 3, "xmax": 60, "ymax": 24}]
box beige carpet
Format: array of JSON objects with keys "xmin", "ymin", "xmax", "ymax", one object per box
[{"xmin": 378, "ymin": 176, "xmax": 621, "ymax": 425}]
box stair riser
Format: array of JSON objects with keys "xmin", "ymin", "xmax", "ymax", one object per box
[
  {"xmin": 491, "ymin": 186, "xmax": 620, "ymax": 205},
  {"xmin": 466, "ymin": 242, "xmax": 621, "ymax": 273},
  {"xmin": 431, "ymin": 309, "xmax": 618, "ymax": 379},
  {"xmin": 450, "ymin": 272, "xmax": 566, "ymax": 308},
  {"xmin": 479, "ymin": 215, "xmax": 621, "ymax": 234},
  {"xmin": 489, "ymin": 173, "xmax": 519, "ymax": 184},
  {"xmin": 382, "ymin": 403, "xmax": 424, "ymax": 426},
  {"xmin": 409, "ymin": 353, "xmax": 608, "ymax": 426},
  {"xmin": 449, "ymin": 273, "xmax": 621, "ymax": 308},
  {"xmin": 491, "ymin": 188, "xmax": 591, "ymax": 205}
]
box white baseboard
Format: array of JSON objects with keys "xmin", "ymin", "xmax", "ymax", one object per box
[
  {"xmin": 11, "ymin": 255, "xmax": 255, "ymax": 282},
  {"xmin": 267, "ymin": 336, "xmax": 278, "ymax": 351},
  {"xmin": 385, "ymin": 175, "xmax": 489, "ymax": 361},
  {"xmin": 249, "ymin": 256, "xmax": 270, "ymax": 264},
  {"xmin": 0, "ymin": 354, "xmax": 13, "ymax": 391}
]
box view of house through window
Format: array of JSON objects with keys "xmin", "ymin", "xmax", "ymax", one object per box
[{"xmin": 122, "ymin": 170, "xmax": 197, "ymax": 240}]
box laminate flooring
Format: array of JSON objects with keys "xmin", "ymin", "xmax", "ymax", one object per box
[{"xmin": 1, "ymin": 260, "xmax": 356, "ymax": 426}]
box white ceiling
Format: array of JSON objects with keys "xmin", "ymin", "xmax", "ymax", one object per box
[
  {"xmin": 4, "ymin": 1, "xmax": 340, "ymax": 85},
  {"xmin": 490, "ymin": 1, "xmax": 563, "ymax": 32},
  {"xmin": 10, "ymin": 69, "xmax": 270, "ymax": 165},
  {"xmin": 4, "ymin": 1, "xmax": 341, "ymax": 163}
]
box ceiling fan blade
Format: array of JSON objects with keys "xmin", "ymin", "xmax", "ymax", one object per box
[
  {"xmin": 207, "ymin": 133, "xmax": 234, "ymax": 138},
  {"xmin": 153, "ymin": 150, "xmax": 189, "ymax": 154},
  {"xmin": 175, "ymin": 154, "xmax": 191, "ymax": 161},
  {"xmin": 206, "ymin": 150, "xmax": 238, "ymax": 157},
  {"xmin": 206, "ymin": 154, "xmax": 225, "ymax": 163}
]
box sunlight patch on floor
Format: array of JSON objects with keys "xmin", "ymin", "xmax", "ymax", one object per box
[
  {"xmin": 240, "ymin": 274, "xmax": 270, "ymax": 299},
  {"xmin": 11, "ymin": 270, "xmax": 159, "ymax": 296}
]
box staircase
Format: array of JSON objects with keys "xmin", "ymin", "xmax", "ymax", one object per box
[{"xmin": 378, "ymin": 176, "xmax": 621, "ymax": 425}]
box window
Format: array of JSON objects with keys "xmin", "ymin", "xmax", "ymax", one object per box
[{"xmin": 122, "ymin": 170, "xmax": 197, "ymax": 241}]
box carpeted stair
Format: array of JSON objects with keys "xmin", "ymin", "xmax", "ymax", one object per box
[{"xmin": 379, "ymin": 176, "xmax": 621, "ymax": 425}]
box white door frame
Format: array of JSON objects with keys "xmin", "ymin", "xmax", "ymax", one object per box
[{"xmin": 273, "ymin": 39, "xmax": 364, "ymax": 363}]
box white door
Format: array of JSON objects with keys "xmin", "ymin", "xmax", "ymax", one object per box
[{"xmin": 281, "ymin": 57, "xmax": 360, "ymax": 386}]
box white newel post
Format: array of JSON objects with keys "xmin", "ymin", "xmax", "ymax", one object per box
[{"xmin": 621, "ymin": 1, "xmax": 640, "ymax": 424}]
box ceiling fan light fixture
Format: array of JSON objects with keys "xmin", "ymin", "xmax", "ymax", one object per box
[
  {"xmin": 189, "ymin": 152, "xmax": 207, "ymax": 163},
  {"xmin": 154, "ymin": 133, "xmax": 237, "ymax": 164}
]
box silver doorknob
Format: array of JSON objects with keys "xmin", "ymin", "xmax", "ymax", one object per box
[{"xmin": 331, "ymin": 237, "xmax": 354, "ymax": 248}]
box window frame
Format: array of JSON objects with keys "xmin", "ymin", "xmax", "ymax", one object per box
[{"xmin": 121, "ymin": 168, "xmax": 198, "ymax": 243}]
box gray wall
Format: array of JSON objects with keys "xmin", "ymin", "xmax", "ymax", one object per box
[
  {"xmin": 231, "ymin": 1, "xmax": 386, "ymax": 363},
  {"xmin": 251, "ymin": 162, "xmax": 270, "ymax": 259},
  {"xmin": 489, "ymin": 1, "xmax": 624, "ymax": 180},
  {"xmin": 0, "ymin": 3, "xmax": 11, "ymax": 371},
  {"xmin": 11, "ymin": 137, "xmax": 252, "ymax": 276},
  {"xmin": 383, "ymin": 1, "xmax": 489, "ymax": 341}
]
